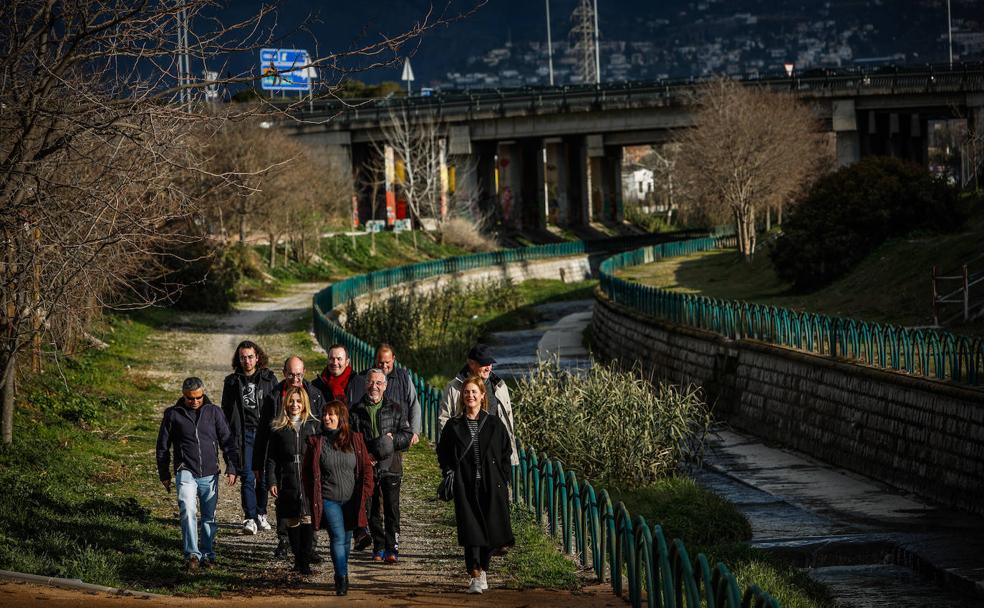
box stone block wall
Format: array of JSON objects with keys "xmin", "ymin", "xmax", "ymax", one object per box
[{"xmin": 592, "ymin": 289, "xmax": 984, "ymax": 516}]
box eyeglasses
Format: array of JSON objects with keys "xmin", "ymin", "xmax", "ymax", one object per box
[
  {"xmin": 284, "ymin": 372, "xmax": 304, "ymax": 378},
  {"xmin": 367, "ymin": 380, "xmax": 386, "ymax": 387}
]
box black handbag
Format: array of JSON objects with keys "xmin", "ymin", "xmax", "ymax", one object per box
[{"xmin": 437, "ymin": 416, "xmax": 485, "ymax": 501}]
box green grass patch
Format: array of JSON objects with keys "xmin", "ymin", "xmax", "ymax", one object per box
[
  {"xmin": 248, "ymin": 232, "xmax": 473, "ymax": 298},
  {"xmin": 617, "ymin": 209, "xmax": 984, "ymax": 335},
  {"xmin": 705, "ymin": 545, "xmax": 834, "ymax": 608},
  {"xmin": 500, "ymin": 504, "xmax": 579, "ymax": 590},
  {"xmin": 608, "ymin": 477, "xmax": 752, "ymax": 547}
]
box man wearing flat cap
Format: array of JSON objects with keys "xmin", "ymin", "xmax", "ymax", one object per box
[{"xmin": 437, "ymin": 344, "xmax": 518, "ymax": 467}]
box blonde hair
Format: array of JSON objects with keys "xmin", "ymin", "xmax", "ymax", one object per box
[
  {"xmin": 456, "ymin": 375, "xmax": 489, "ymax": 416},
  {"xmin": 271, "ymin": 387, "xmax": 316, "ymax": 431}
]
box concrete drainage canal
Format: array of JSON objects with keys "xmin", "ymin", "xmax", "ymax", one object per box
[{"xmin": 487, "ymin": 301, "xmax": 984, "ymax": 608}]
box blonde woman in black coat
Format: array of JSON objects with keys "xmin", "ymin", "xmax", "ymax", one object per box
[
  {"xmin": 437, "ymin": 375, "xmax": 514, "ymax": 595},
  {"xmin": 265, "ymin": 386, "xmax": 320, "ymax": 575}
]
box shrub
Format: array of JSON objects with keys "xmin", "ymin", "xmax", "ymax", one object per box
[
  {"xmin": 513, "ymin": 358, "xmax": 711, "ymax": 488},
  {"xmin": 770, "ymin": 156, "xmax": 963, "ymax": 291},
  {"xmin": 344, "ymin": 278, "xmax": 520, "ymax": 377},
  {"xmin": 438, "ymin": 217, "xmax": 498, "ymax": 251},
  {"xmin": 155, "ymin": 240, "xmax": 245, "ymax": 313},
  {"xmin": 625, "ymin": 204, "xmax": 675, "ymax": 233}
]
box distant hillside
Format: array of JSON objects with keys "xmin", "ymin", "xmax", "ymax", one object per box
[{"xmin": 215, "ymin": 0, "xmax": 984, "ymax": 87}]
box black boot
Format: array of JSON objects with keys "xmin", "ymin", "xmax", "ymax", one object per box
[
  {"xmin": 296, "ymin": 524, "xmax": 314, "ymax": 575},
  {"xmin": 335, "ymin": 574, "xmax": 349, "ymax": 596}
]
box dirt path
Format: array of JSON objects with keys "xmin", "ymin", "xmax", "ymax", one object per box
[{"xmin": 72, "ymin": 282, "xmax": 615, "ymax": 606}]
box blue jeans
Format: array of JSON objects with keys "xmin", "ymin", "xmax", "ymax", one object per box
[
  {"xmin": 323, "ymin": 499, "xmax": 352, "ymax": 576},
  {"xmin": 176, "ymin": 470, "xmax": 218, "ymax": 561},
  {"xmin": 241, "ymin": 428, "xmax": 267, "ymax": 519}
]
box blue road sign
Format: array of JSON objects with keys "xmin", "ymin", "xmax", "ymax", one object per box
[{"xmin": 260, "ymin": 48, "xmax": 314, "ymax": 91}]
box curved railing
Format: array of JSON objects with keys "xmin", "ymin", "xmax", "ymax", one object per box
[
  {"xmin": 598, "ymin": 239, "xmax": 984, "ymax": 386},
  {"xmin": 312, "ymin": 234, "xmax": 782, "ymax": 608}
]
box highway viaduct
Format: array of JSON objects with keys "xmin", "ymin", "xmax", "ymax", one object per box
[{"xmin": 276, "ymin": 64, "xmax": 984, "ymax": 230}]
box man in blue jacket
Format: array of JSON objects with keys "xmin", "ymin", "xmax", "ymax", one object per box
[{"xmin": 156, "ymin": 377, "xmax": 239, "ymax": 572}]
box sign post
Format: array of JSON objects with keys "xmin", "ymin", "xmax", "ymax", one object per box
[{"xmin": 401, "ymin": 58, "xmax": 415, "ymax": 96}]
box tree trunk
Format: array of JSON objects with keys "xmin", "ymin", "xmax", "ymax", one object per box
[
  {"xmin": 239, "ymin": 214, "xmax": 247, "ymax": 243},
  {"xmin": 268, "ymin": 233, "xmax": 276, "ymax": 268},
  {"xmin": 282, "ymin": 237, "xmax": 289, "ymax": 266},
  {"xmin": 1, "ymin": 352, "xmax": 15, "ymax": 446},
  {"xmin": 777, "ymin": 204, "xmax": 783, "ymax": 226},
  {"xmin": 765, "ymin": 206, "xmax": 772, "ymax": 232}
]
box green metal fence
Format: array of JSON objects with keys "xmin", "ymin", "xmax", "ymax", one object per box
[
  {"xmin": 598, "ymin": 238, "xmax": 984, "ymax": 386},
  {"xmin": 313, "ymin": 234, "xmax": 782, "ymax": 608}
]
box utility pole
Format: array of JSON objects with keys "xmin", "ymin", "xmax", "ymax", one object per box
[
  {"xmin": 946, "ymin": 0, "xmax": 953, "ymax": 67},
  {"xmin": 175, "ymin": 0, "xmax": 191, "ymax": 110},
  {"xmin": 545, "ymin": 0, "xmax": 555, "ymax": 86}
]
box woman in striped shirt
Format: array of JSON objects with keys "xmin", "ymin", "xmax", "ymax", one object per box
[{"xmin": 437, "ymin": 375, "xmax": 514, "ymax": 595}]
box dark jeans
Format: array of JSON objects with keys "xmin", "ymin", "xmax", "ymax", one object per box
[
  {"xmin": 241, "ymin": 428, "xmax": 268, "ymax": 519},
  {"xmin": 369, "ymin": 475, "xmax": 401, "ymax": 553},
  {"xmin": 278, "ymin": 517, "xmax": 318, "ymax": 552},
  {"xmin": 464, "ymin": 546, "xmax": 492, "ymax": 573}
]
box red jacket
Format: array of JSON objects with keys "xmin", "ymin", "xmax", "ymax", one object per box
[{"xmin": 303, "ymin": 431, "xmax": 374, "ymax": 531}]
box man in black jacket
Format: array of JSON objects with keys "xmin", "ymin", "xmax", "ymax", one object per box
[
  {"xmin": 256, "ymin": 355, "xmax": 326, "ymax": 559},
  {"xmin": 221, "ymin": 339, "xmax": 279, "ymax": 535},
  {"xmin": 350, "ymin": 368, "xmax": 412, "ymax": 564},
  {"xmin": 156, "ymin": 377, "xmax": 238, "ymax": 572},
  {"xmin": 347, "ymin": 344, "xmax": 421, "ymax": 445}
]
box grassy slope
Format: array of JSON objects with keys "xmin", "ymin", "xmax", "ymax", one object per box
[
  {"xmin": 617, "ymin": 211, "xmax": 984, "ymax": 335},
  {"xmin": 0, "ymin": 234, "xmax": 584, "ymax": 593}
]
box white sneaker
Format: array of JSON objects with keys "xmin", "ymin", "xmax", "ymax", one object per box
[
  {"xmin": 479, "ymin": 570, "xmax": 488, "ymax": 590},
  {"xmin": 243, "ymin": 519, "xmax": 258, "ymax": 535},
  {"xmin": 467, "ymin": 577, "xmax": 483, "ymax": 594},
  {"xmin": 256, "ymin": 514, "xmax": 272, "ymax": 531}
]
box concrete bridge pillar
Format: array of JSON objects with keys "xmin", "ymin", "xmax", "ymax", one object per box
[
  {"xmin": 968, "ymin": 95, "xmax": 984, "ymax": 189},
  {"xmin": 544, "ymin": 138, "xmax": 569, "ymax": 225},
  {"xmin": 832, "ymin": 99, "xmax": 860, "ymax": 167},
  {"xmin": 447, "ymin": 126, "xmax": 498, "ymax": 222}
]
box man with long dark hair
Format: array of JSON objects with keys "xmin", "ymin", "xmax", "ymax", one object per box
[{"xmin": 221, "ymin": 339, "xmax": 279, "ymax": 535}]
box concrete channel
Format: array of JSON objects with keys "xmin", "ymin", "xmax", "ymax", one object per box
[{"xmin": 486, "ymin": 298, "xmax": 984, "ymax": 608}]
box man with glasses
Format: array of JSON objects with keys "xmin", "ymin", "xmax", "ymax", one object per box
[
  {"xmin": 221, "ymin": 340, "xmax": 279, "ymax": 535},
  {"xmin": 349, "ymin": 369, "xmax": 413, "ymax": 565},
  {"xmin": 257, "ymin": 355, "xmax": 326, "ymax": 559},
  {"xmin": 156, "ymin": 377, "xmax": 238, "ymax": 572}
]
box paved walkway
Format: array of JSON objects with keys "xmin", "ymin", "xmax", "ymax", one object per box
[{"xmin": 696, "ymin": 429, "xmax": 984, "ymax": 606}]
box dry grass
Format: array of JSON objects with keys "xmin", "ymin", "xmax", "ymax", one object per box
[{"xmin": 438, "ymin": 217, "xmax": 498, "ymax": 251}]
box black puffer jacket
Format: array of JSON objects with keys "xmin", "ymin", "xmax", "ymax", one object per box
[
  {"xmin": 156, "ymin": 396, "xmax": 238, "ymax": 481},
  {"xmin": 264, "ymin": 417, "xmax": 321, "ymax": 519},
  {"xmin": 220, "ymin": 367, "xmax": 279, "ymax": 471},
  {"xmin": 349, "ymin": 397, "xmax": 412, "ymax": 478}
]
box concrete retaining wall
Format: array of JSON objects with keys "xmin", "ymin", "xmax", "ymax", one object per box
[
  {"xmin": 592, "ymin": 288, "xmax": 984, "ymax": 516},
  {"xmin": 331, "ymin": 255, "xmax": 592, "ymax": 322}
]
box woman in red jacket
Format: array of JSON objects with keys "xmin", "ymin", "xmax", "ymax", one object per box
[{"xmin": 304, "ymin": 400, "xmax": 373, "ymax": 595}]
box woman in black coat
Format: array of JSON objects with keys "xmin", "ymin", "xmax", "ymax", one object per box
[
  {"xmin": 265, "ymin": 386, "xmax": 321, "ymax": 574},
  {"xmin": 437, "ymin": 374, "xmax": 514, "ymax": 595}
]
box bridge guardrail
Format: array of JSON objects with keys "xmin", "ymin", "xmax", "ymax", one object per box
[
  {"xmin": 598, "ymin": 239, "xmax": 984, "ymax": 386},
  {"xmin": 291, "ymin": 62, "xmax": 984, "ymax": 124},
  {"xmin": 313, "ymin": 232, "xmax": 782, "ymax": 608}
]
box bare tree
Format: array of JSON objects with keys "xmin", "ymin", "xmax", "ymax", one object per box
[
  {"xmin": 376, "ymin": 105, "xmax": 448, "ymax": 227},
  {"xmin": 0, "ymin": 0, "xmax": 486, "ymax": 446},
  {"xmin": 673, "ymin": 78, "xmax": 828, "ymax": 259}
]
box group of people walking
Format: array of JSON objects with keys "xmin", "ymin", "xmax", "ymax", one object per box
[{"xmin": 155, "ymin": 339, "xmax": 518, "ymax": 595}]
